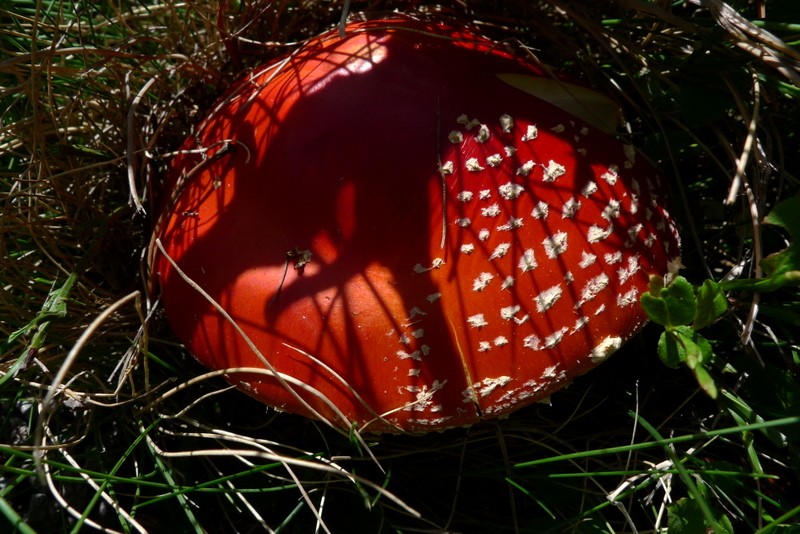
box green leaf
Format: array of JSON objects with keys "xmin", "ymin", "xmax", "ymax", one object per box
[
  {"xmin": 658, "ymin": 331, "xmax": 681, "ymax": 368},
  {"xmin": 693, "ymin": 364, "xmax": 718, "ymax": 400},
  {"xmin": 0, "ymin": 271, "xmax": 79, "ymax": 387},
  {"xmin": 721, "ymin": 196, "xmax": 800, "ymax": 293},
  {"xmin": 667, "ymin": 497, "xmax": 706, "ymax": 534},
  {"xmin": 641, "ymin": 276, "xmax": 697, "ymax": 328},
  {"xmin": 721, "ymin": 389, "xmax": 788, "ymax": 449},
  {"xmin": 762, "ymin": 195, "xmax": 800, "ymax": 279},
  {"xmin": 658, "ymin": 326, "xmax": 713, "ymax": 368},
  {"xmin": 658, "ymin": 327, "xmax": 718, "ymax": 398},
  {"xmin": 693, "ymin": 279, "xmax": 728, "ymax": 330},
  {"xmin": 667, "ymin": 496, "xmax": 733, "ymax": 534}
]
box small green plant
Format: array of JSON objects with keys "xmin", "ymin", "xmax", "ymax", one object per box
[
  {"xmin": 641, "ymin": 275, "xmax": 728, "ymax": 399},
  {"xmin": 643, "ymin": 195, "xmax": 800, "ymax": 400},
  {"xmin": 722, "ymin": 195, "xmax": 800, "ymax": 294}
]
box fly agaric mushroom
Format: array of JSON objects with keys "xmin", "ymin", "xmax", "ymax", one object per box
[{"xmin": 150, "ymin": 18, "xmax": 680, "ymax": 433}]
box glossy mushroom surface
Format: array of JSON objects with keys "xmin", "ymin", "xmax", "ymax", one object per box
[{"xmin": 151, "ymin": 18, "xmax": 681, "ymax": 432}]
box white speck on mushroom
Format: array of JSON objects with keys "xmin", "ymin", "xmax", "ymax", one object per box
[
  {"xmin": 551, "ymin": 123, "xmax": 565, "ymax": 133},
  {"xmin": 412, "ymin": 328, "xmax": 424, "ymax": 339},
  {"xmin": 618, "ymin": 255, "xmax": 640, "ymax": 285},
  {"xmin": 486, "ymin": 153, "xmax": 503, "ymax": 167},
  {"xmin": 408, "ymin": 416, "xmax": 451, "ymax": 425},
  {"xmin": 456, "ymin": 114, "xmax": 470, "ymax": 125},
  {"xmin": 629, "ymin": 194, "xmax": 639, "ymax": 215},
  {"xmin": 602, "ymin": 199, "xmax": 621, "ymax": 220},
  {"xmin": 501, "ymin": 276, "xmax": 515, "ymax": 290},
  {"xmin": 587, "ymin": 224, "xmax": 613, "ymax": 243},
  {"xmin": 448, "ymin": 131, "xmax": 464, "ymax": 143},
  {"xmin": 543, "ymin": 160, "xmax": 566, "ymax": 182},
  {"xmin": 404, "ymin": 380, "xmax": 447, "ymax": 412},
  {"xmin": 477, "ymin": 376, "xmax": 512, "ymax": 398},
  {"xmin": 479, "ymin": 189, "xmax": 492, "ymax": 200},
  {"xmin": 577, "ymin": 148, "xmax": 588, "ymax": 156},
  {"xmin": 497, "ymin": 217, "xmax": 524, "ymax": 231},
  {"xmin": 543, "ymin": 231, "xmax": 568, "ymax": 258},
  {"xmin": 594, "ymin": 304, "xmax": 606, "ymax": 316},
  {"xmin": 521, "ymin": 124, "xmax": 538, "ymax": 141},
  {"xmin": 617, "ymin": 287, "xmax": 639, "ymax": 307},
  {"xmin": 413, "ymin": 258, "xmax": 445, "ymax": 273},
  {"xmin": 462, "ymin": 387, "xmax": 477, "ymax": 404},
  {"xmin": 478, "ymin": 341, "xmax": 492, "ymax": 352},
  {"xmin": 426, "ymin": 292, "xmax": 441, "ymax": 303},
  {"xmin": 579, "ymin": 251, "xmax": 597, "ymax": 268},
  {"xmin": 481, "ymin": 203, "xmax": 501, "ymax": 217},
  {"xmin": 492, "ymin": 336, "xmax": 508, "ymax": 347},
  {"xmin": 518, "ymin": 248, "xmax": 537, "ymax": 272},
  {"xmin": 421, "ymin": 345, "xmax": 431, "ymax": 356},
  {"xmin": 531, "ymin": 201, "xmax": 549, "ymax": 219},
  {"xmin": 581, "ymin": 181, "xmax": 598, "ymax": 197},
  {"xmin": 541, "ymin": 365, "xmax": 559, "ymax": 379},
  {"xmin": 409, "ymin": 368, "xmax": 421, "ymax": 377},
  {"xmin": 590, "ymin": 336, "xmax": 622, "ymax": 363},
  {"xmin": 626, "ymin": 223, "xmax": 643, "ymax": 243},
  {"xmin": 644, "ymin": 233, "xmax": 656, "ymax": 247},
  {"xmin": 580, "ymin": 126, "xmax": 590, "ymax": 135},
  {"xmin": 668, "ymin": 257, "xmax": 684, "ymax": 276},
  {"xmin": 489, "ymin": 243, "xmax": 511, "ymax": 260},
  {"xmin": 472, "ymin": 272, "xmax": 494, "ymax": 292},
  {"xmin": 499, "ymin": 182, "xmax": 525, "ymax": 200},
  {"xmin": 516, "ymin": 160, "xmax": 535, "ymax": 176},
  {"xmin": 500, "ymin": 305, "xmax": 521, "ymax": 320},
  {"xmin": 544, "ymin": 328, "xmax": 568, "ymax": 348},
  {"xmin": 523, "ymin": 334, "xmax": 542, "ymax": 350},
  {"xmin": 439, "ymin": 160, "xmax": 454, "ymax": 175},
  {"xmin": 604, "ymin": 251, "xmax": 623, "ymax": 264},
  {"xmin": 476, "ymin": 124, "xmax": 490, "ymax": 143},
  {"xmin": 504, "ymin": 145, "xmax": 517, "ymax": 157},
  {"xmin": 399, "ymin": 333, "xmax": 411, "ymax": 345},
  {"xmin": 561, "ymin": 197, "xmax": 581, "ymax": 218},
  {"xmin": 514, "ymin": 314, "xmax": 530, "ymax": 325},
  {"xmin": 571, "ymin": 316, "xmax": 590, "ymax": 333},
  {"xmin": 464, "ymin": 118, "xmax": 481, "ymax": 130},
  {"xmin": 467, "ymin": 313, "xmax": 488, "ymax": 328},
  {"xmin": 456, "ymin": 190, "xmax": 473, "ymax": 202},
  {"xmin": 460, "ymin": 243, "xmax": 475, "ymax": 255},
  {"xmin": 564, "ymin": 271, "xmax": 574, "ymax": 284},
  {"xmin": 499, "ymin": 114, "xmax": 514, "ymax": 133},
  {"xmin": 408, "ymin": 307, "xmax": 427, "ymax": 318},
  {"xmin": 534, "ymin": 285, "xmax": 563, "ymax": 313},
  {"xmin": 397, "ymin": 350, "xmax": 422, "ymax": 361},
  {"xmin": 578, "ymin": 273, "xmax": 610, "ymax": 306},
  {"xmin": 601, "ymin": 165, "xmax": 618, "ymax": 185},
  {"xmin": 455, "ymin": 217, "xmax": 471, "ymax": 227},
  {"xmin": 466, "ymin": 158, "xmax": 484, "ymax": 172},
  {"xmin": 478, "ymin": 228, "xmax": 491, "ymax": 241}
]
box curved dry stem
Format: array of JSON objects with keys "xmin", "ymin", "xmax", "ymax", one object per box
[{"xmin": 34, "ymin": 291, "xmax": 141, "ymax": 474}]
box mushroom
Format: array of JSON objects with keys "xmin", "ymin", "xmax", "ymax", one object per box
[{"xmin": 150, "ymin": 18, "xmax": 681, "ymax": 433}]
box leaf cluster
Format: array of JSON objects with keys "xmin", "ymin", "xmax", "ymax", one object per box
[{"xmin": 641, "ymin": 276, "xmax": 728, "ymax": 398}]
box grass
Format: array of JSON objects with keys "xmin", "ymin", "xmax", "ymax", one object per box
[{"xmin": 2, "ymin": 0, "xmax": 800, "ymax": 532}]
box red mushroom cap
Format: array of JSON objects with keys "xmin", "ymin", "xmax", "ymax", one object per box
[{"xmin": 150, "ymin": 18, "xmax": 681, "ymax": 433}]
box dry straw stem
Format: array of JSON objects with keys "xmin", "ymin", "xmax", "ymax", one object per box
[{"xmin": 2, "ymin": 0, "xmax": 799, "ymax": 532}]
